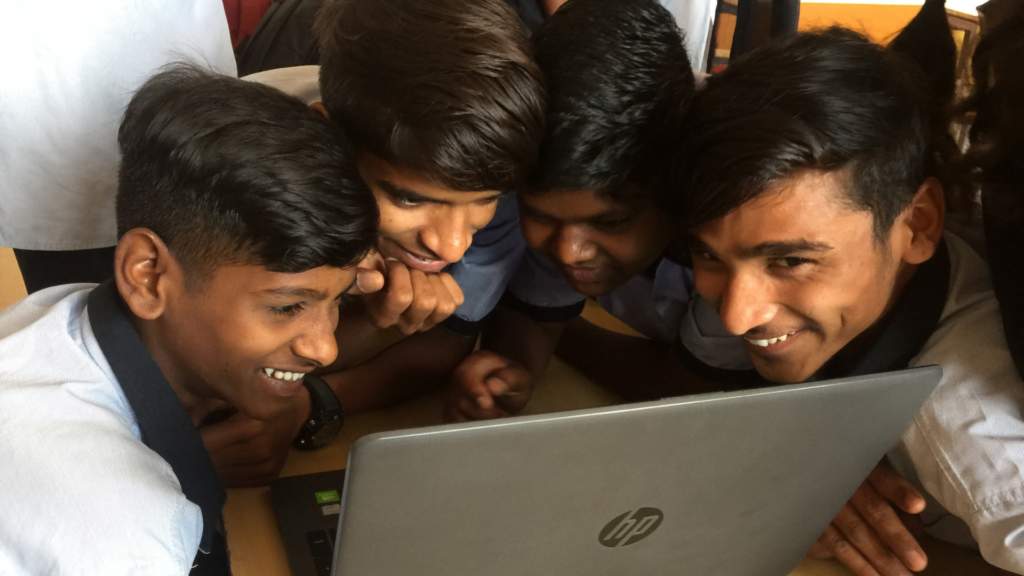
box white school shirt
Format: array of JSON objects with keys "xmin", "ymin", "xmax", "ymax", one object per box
[
  {"xmin": 0, "ymin": 1, "xmax": 236, "ymax": 250},
  {"xmin": 0, "ymin": 285, "xmax": 205, "ymax": 575},
  {"xmin": 887, "ymin": 233, "xmax": 1024, "ymax": 573}
]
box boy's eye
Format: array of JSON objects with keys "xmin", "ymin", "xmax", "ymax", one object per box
[
  {"xmin": 774, "ymin": 257, "xmax": 812, "ymax": 268},
  {"xmin": 594, "ymin": 218, "xmax": 630, "ymax": 231},
  {"xmin": 396, "ymin": 196, "xmax": 422, "ymax": 207},
  {"xmin": 692, "ymin": 250, "xmax": 719, "ymax": 263},
  {"xmin": 271, "ymin": 303, "xmax": 305, "ymax": 316}
]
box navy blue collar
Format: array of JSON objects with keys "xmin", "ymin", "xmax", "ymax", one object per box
[
  {"xmin": 86, "ymin": 280, "xmax": 226, "ymax": 557},
  {"xmin": 823, "ymin": 239, "xmax": 951, "ymax": 379}
]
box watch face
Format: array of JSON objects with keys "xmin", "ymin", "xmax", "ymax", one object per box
[{"xmin": 310, "ymin": 415, "xmax": 343, "ymax": 448}]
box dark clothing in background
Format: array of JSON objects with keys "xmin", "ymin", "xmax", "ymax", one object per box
[
  {"xmin": 505, "ymin": 0, "xmax": 546, "ymax": 35},
  {"xmin": 13, "ymin": 247, "xmax": 115, "ymax": 294}
]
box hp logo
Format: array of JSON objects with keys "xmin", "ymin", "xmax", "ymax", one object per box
[{"xmin": 598, "ymin": 508, "xmax": 664, "ymax": 548}]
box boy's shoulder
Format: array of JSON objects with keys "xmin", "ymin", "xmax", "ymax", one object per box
[
  {"xmin": 0, "ymin": 404, "xmax": 203, "ymax": 575},
  {"xmin": 0, "ymin": 285, "xmax": 204, "ymax": 575}
]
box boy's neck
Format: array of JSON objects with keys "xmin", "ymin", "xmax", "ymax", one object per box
[{"xmin": 128, "ymin": 314, "xmax": 231, "ymax": 426}]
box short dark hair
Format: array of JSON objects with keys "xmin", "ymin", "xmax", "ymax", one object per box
[
  {"xmin": 314, "ymin": 0, "xmax": 546, "ymax": 192},
  {"xmin": 672, "ymin": 28, "xmax": 933, "ymax": 240},
  {"xmin": 527, "ymin": 0, "xmax": 694, "ymax": 205},
  {"xmin": 117, "ymin": 64, "xmax": 379, "ymax": 283}
]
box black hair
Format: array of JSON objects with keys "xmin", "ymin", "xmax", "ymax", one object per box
[
  {"xmin": 116, "ymin": 64, "xmax": 379, "ymax": 283},
  {"xmin": 959, "ymin": 0, "xmax": 1024, "ymax": 378},
  {"xmin": 527, "ymin": 0, "xmax": 695, "ymax": 205},
  {"xmin": 672, "ymin": 28, "xmax": 933, "ymax": 240},
  {"xmin": 314, "ymin": 0, "xmax": 546, "ymax": 193}
]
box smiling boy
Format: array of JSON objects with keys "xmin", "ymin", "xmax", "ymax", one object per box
[
  {"xmin": 0, "ymin": 65, "xmax": 377, "ymax": 575},
  {"xmin": 672, "ymin": 29, "xmax": 1024, "ymax": 575},
  {"xmin": 443, "ymin": 0, "xmax": 711, "ymax": 422},
  {"xmin": 225, "ymin": 0, "xmax": 546, "ymax": 484}
]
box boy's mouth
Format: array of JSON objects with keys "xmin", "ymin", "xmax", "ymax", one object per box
[
  {"xmin": 261, "ymin": 367, "xmax": 307, "ymax": 382},
  {"xmin": 743, "ymin": 330, "xmax": 800, "ymax": 352},
  {"xmin": 381, "ymin": 239, "xmax": 449, "ymax": 272},
  {"xmin": 258, "ymin": 367, "xmax": 308, "ymax": 398}
]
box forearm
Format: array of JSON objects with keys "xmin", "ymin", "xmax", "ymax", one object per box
[
  {"xmin": 479, "ymin": 305, "xmax": 565, "ymax": 382},
  {"xmin": 320, "ymin": 326, "xmax": 476, "ymax": 413},
  {"xmin": 555, "ymin": 316, "xmax": 716, "ymax": 402}
]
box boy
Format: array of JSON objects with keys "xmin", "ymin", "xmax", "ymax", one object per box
[
  {"xmin": 444, "ymin": 0, "xmax": 707, "ymax": 422},
  {"xmin": 673, "ymin": 29, "xmax": 1024, "ymax": 575},
  {"xmin": 222, "ymin": 0, "xmax": 547, "ymax": 485},
  {"xmin": 0, "ymin": 65, "xmax": 378, "ymax": 574}
]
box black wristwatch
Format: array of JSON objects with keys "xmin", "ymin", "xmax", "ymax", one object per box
[{"xmin": 293, "ymin": 375, "xmax": 344, "ymax": 451}]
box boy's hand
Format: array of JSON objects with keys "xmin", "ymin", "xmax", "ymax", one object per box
[
  {"xmin": 199, "ymin": 392, "xmax": 311, "ymax": 487},
  {"xmin": 808, "ymin": 462, "xmax": 927, "ymax": 576},
  {"xmin": 444, "ymin": 350, "xmax": 533, "ymax": 422},
  {"xmin": 348, "ymin": 251, "xmax": 464, "ymax": 334}
]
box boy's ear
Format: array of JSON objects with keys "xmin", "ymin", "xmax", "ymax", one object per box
[
  {"xmin": 113, "ymin": 228, "xmax": 182, "ymax": 320},
  {"xmin": 894, "ymin": 177, "xmax": 946, "ymax": 265}
]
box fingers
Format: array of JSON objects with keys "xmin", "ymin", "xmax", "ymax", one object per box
[
  {"xmin": 347, "ymin": 251, "xmax": 387, "ymax": 296},
  {"xmin": 828, "ymin": 499, "xmax": 918, "ymax": 576},
  {"xmin": 438, "ymin": 272, "xmax": 465, "ymax": 309},
  {"xmin": 852, "ymin": 479, "xmax": 928, "ymax": 571},
  {"xmin": 807, "ymin": 541, "xmax": 834, "ymax": 559},
  {"xmin": 394, "ymin": 269, "xmax": 435, "ymax": 334},
  {"xmin": 452, "ymin": 351, "xmax": 507, "ymax": 404},
  {"xmin": 362, "ymin": 262, "xmax": 462, "ymax": 332},
  {"xmin": 816, "ymin": 522, "xmax": 884, "ymax": 576},
  {"xmin": 348, "ymin": 267, "xmax": 385, "ymax": 295},
  {"xmin": 867, "ymin": 463, "xmax": 926, "ymax": 514},
  {"xmin": 487, "ymin": 365, "xmax": 533, "ymax": 414},
  {"xmin": 446, "ymin": 351, "xmax": 521, "ymax": 422},
  {"xmin": 421, "ymin": 273, "xmax": 461, "ymax": 330},
  {"xmin": 364, "ymin": 260, "xmax": 413, "ymax": 329}
]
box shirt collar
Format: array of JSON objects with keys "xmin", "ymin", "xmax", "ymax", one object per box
[
  {"xmin": 827, "ymin": 239, "xmax": 951, "ymax": 378},
  {"xmin": 86, "ymin": 280, "xmax": 225, "ymax": 554}
]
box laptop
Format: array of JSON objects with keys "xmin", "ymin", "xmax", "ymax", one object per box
[{"xmin": 271, "ymin": 366, "xmax": 941, "ymax": 576}]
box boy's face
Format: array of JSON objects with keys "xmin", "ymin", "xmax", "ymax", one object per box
[
  {"xmin": 158, "ymin": 264, "xmax": 357, "ymax": 420},
  {"xmin": 689, "ymin": 170, "xmax": 909, "ymax": 383},
  {"xmin": 358, "ymin": 153, "xmax": 502, "ymax": 271},
  {"xmin": 519, "ymin": 189, "xmax": 675, "ymax": 296}
]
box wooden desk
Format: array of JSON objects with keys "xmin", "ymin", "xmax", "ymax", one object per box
[{"xmin": 225, "ymin": 356, "xmax": 1009, "ymax": 576}]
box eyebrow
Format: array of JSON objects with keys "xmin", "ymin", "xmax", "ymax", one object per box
[
  {"xmin": 264, "ymin": 287, "xmax": 330, "ymax": 300},
  {"xmin": 520, "ymin": 201, "xmax": 632, "ymax": 224},
  {"xmin": 689, "ymin": 238, "xmax": 833, "ymax": 260},
  {"xmin": 378, "ymin": 180, "xmax": 504, "ymax": 205}
]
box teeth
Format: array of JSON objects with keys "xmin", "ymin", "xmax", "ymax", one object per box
[
  {"xmin": 746, "ymin": 332, "xmax": 795, "ymax": 347},
  {"xmin": 263, "ymin": 368, "xmax": 306, "ymax": 381}
]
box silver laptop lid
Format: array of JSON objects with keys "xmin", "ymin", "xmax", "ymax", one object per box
[{"xmin": 334, "ymin": 366, "xmax": 941, "ymax": 576}]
